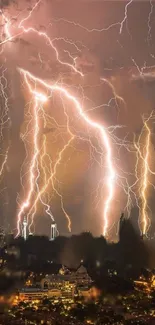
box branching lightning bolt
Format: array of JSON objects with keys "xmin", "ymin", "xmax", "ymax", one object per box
[
  {"xmin": 134, "ymin": 112, "xmax": 155, "ymax": 236},
  {"xmin": 1, "ymin": 0, "xmax": 155, "ymax": 240},
  {"xmin": 18, "ymin": 68, "xmax": 116, "ymax": 237}
]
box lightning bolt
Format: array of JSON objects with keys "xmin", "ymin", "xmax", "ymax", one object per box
[
  {"xmin": 0, "ymin": 147, "xmax": 9, "ymax": 178},
  {"xmin": 119, "ymin": 0, "xmax": 134, "ymax": 34},
  {"xmin": 16, "ymin": 96, "xmax": 42, "ymax": 236},
  {"xmin": 0, "ymin": 1, "xmax": 118, "ymax": 237},
  {"xmin": 0, "ymin": 37, "xmax": 10, "ymax": 216},
  {"xmin": 18, "ymin": 68, "xmax": 116, "ymax": 237},
  {"xmin": 1, "ymin": 0, "xmax": 154, "ymax": 240},
  {"xmin": 134, "ymin": 112, "xmax": 155, "ymax": 236},
  {"xmin": 52, "ymin": 0, "xmax": 134, "ymax": 36},
  {"xmin": 141, "ymin": 120, "xmax": 151, "ymax": 236},
  {"xmin": 147, "ymin": 0, "xmax": 154, "ymax": 44}
]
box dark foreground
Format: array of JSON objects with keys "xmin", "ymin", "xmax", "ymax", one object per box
[{"xmin": 1, "ymin": 288, "xmax": 155, "ymax": 325}]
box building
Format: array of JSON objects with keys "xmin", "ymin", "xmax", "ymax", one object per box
[
  {"xmin": 19, "ymin": 265, "xmax": 92, "ymax": 303},
  {"xmin": 40, "ymin": 265, "xmax": 91, "ymax": 289},
  {"xmin": 22, "ymin": 216, "xmax": 28, "ymax": 241},
  {"xmin": 39, "ymin": 264, "xmax": 91, "ymax": 301},
  {"xmin": 18, "ymin": 286, "xmax": 72, "ymax": 303},
  {"xmin": 50, "ymin": 222, "xmax": 57, "ymax": 241},
  {"xmin": 78, "ymin": 286, "xmax": 91, "ymax": 299},
  {"xmin": 48, "ymin": 288, "xmax": 61, "ymax": 299},
  {"xmin": 18, "ymin": 288, "xmax": 48, "ymax": 302}
]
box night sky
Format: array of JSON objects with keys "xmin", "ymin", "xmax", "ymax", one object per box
[{"xmin": 1, "ymin": 0, "xmax": 155, "ymax": 238}]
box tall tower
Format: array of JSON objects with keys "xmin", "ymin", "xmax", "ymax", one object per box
[
  {"xmin": 22, "ymin": 216, "xmax": 28, "ymax": 241},
  {"xmin": 50, "ymin": 222, "xmax": 57, "ymax": 241}
]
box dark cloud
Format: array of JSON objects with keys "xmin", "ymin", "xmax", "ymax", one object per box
[{"xmin": 1, "ymin": 0, "xmax": 16, "ymax": 8}]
